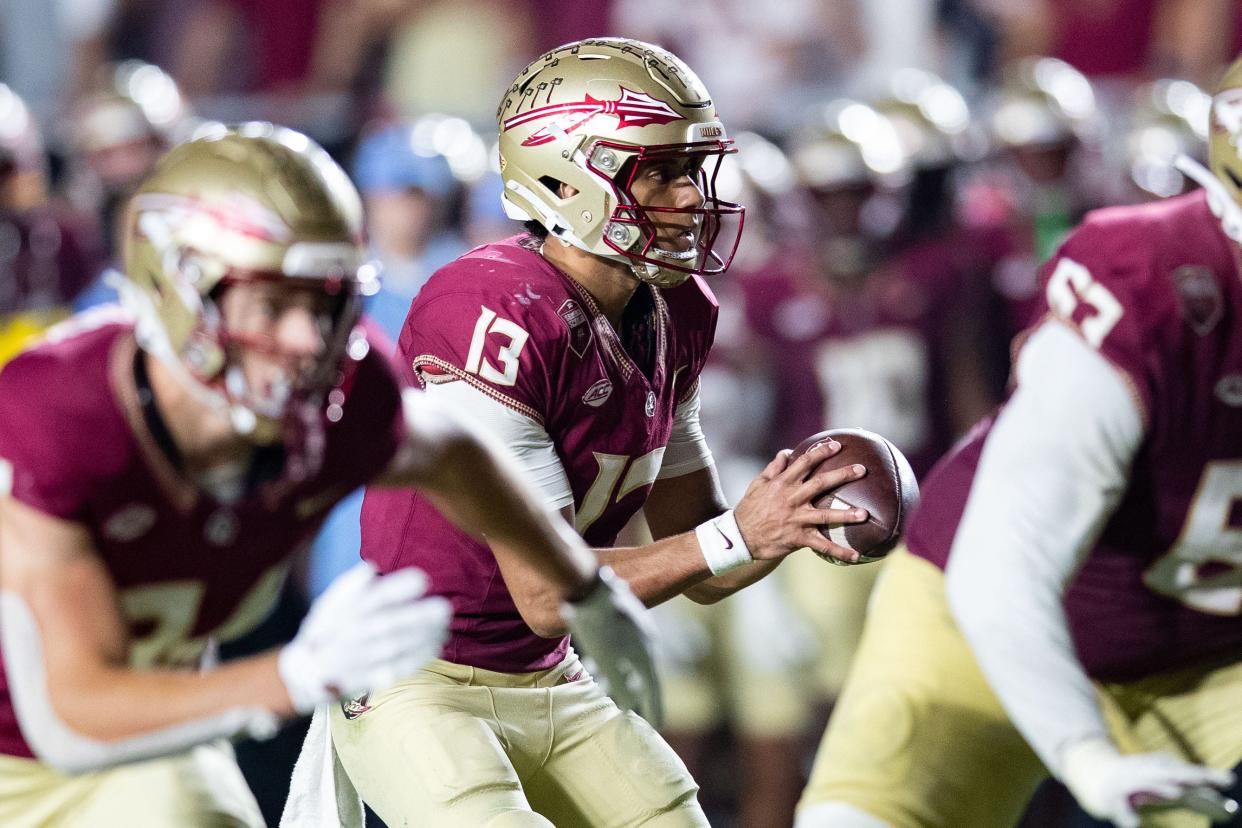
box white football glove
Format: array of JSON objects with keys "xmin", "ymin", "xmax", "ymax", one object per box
[
  {"xmin": 561, "ymin": 566, "xmax": 664, "ymax": 727},
  {"xmin": 1062, "ymin": 737, "xmax": 1237, "ymax": 827},
  {"xmin": 277, "ymin": 562, "xmax": 452, "ymax": 714}
]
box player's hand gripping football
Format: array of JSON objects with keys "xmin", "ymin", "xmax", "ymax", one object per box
[
  {"xmin": 1062, "ymin": 737, "xmax": 1238, "ymax": 827},
  {"xmin": 561, "ymin": 566, "xmax": 664, "ymax": 727},
  {"xmin": 277, "ymin": 561, "xmax": 453, "ymax": 713},
  {"xmin": 733, "ymin": 439, "xmax": 869, "ymax": 565}
]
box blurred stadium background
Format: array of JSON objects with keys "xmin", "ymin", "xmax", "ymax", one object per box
[{"xmin": 0, "ymin": 1, "xmax": 1236, "ymax": 825}]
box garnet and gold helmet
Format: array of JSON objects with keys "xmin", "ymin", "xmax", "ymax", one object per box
[
  {"xmin": 1177, "ymin": 56, "xmax": 1242, "ymax": 243},
  {"xmin": 120, "ymin": 122, "xmax": 373, "ymax": 442},
  {"xmin": 496, "ymin": 37, "xmax": 744, "ymax": 288}
]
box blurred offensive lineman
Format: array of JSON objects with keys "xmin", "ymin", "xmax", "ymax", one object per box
[
  {"xmin": 0, "ymin": 124, "xmax": 660, "ymax": 827},
  {"xmin": 329, "ymin": 38, "xmax": 870, "ymax": 827},
  {"xmin": 796, "ymin": 56, "xmax": 1242, "ymax": 828}
]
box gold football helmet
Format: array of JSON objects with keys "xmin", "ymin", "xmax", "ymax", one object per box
[
  {"xmin": 1177, "ymin": 55, "xmax": 1242, "ymax": 243},
  {"xmin": 496, "ymin": 37, "xmax": 744, "ymax": 288},
  {"xmin": 789, "ymin": 99, "xmax": 909, "ymax": 191},
  {"xmin": 121, "ymin": 122, "xmax": 372, "ymax": 442},
  {"xmin": 989, "ymin": 57, "xmax": 1097, "ymax": 150},
  {"xmin": 1126, "ymin": 79, "xmax": 1209, "ymax": 199},
  {"xmin": 871, "ymin": 69, "xmax": 973, "ymax": 170}
]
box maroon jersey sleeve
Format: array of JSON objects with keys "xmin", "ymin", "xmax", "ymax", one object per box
[
  {"xmin": 661, "ymin": 274, "xmax": 720, "ymax": 405},
  {"xmin": 397, "ymin": 257, "xmax": 564, "ymax": 426},
  {"xmin": 1035, "ymin": 206, "xmax": 1174, "ymax": 419},
  {"xmin": 0, "ymin": 357, "xmax": 90, "ymax": 518},
  {"xmin": 0, "ymin": 330, "xmax": 123, "ymax": 520}
]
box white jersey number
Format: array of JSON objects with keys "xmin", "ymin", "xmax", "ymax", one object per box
[
  {"xmin": 815, "ymin": 329, "xmax": 930, "ymax": 455},
  {"xmin": 465, "ymin": 306, "xmax": 530, "ymax": 387},
  {"xmin": 1143, "ymin": 461, "xmax": 1242, "ymax": 615},
  {"xmin": 1046, "ymin": 258, "xmax": 1123, "ymax": 348},
  {"xmin": 577, "ymin": 448, "xmax": 667, "ymax": 534}
]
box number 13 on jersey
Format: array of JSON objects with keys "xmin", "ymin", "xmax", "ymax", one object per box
[{"xmin": 465, "ymin": 306, "xmax": 530, "ymax": 387}]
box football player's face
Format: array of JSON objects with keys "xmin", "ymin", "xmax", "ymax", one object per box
[
  {"xmin": 216, "ymin": 279, "xmax": 340, "ymax": 407},
  {"xmin": 629, "ymin": 156, "xmax": 706, "ymax": 252}
]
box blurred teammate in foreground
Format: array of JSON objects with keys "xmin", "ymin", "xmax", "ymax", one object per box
[
  {"xmin": 0, "ymin": 123, "xmax": 659, "ymax": 827},
  {"xmin": 797, "ymin": 55, "xmax": 1242, "ymax": 828}
]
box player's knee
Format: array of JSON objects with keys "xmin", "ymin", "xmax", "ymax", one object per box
[
  {"xmin": 483, "ymin": 809, "xmax": 556, "ymax": 827},
  {"xmin": 795, "ymin": 800, "xmax": 897, "ymax": 828}
]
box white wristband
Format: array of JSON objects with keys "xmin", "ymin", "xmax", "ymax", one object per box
[{"xmin": 695, "ymin": 509, "xmax": 753, "ymax": 575}]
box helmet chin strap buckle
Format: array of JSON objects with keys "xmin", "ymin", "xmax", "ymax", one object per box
[{"xmin": 605, "ymin": 222, "xmax": 636, "ymax": 247}]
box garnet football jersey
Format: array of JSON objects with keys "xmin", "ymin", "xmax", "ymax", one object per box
[
  {"xmin": 741, "ymin": 239, "xmax": 973, "ymax": 477},
  {"xmin": 910, "ymin": 190, "xmax": 1242, "ymax": 682},
  {"xmin": 360, "ymin": 235, "xmax": 718, "ymax": 672},
  {"xmin": 0, "ymin": 316, "xmax": 405, "ymax": 758}
]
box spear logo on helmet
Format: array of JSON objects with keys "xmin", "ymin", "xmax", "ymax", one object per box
[{"xmin": 504, "ymin": 87, "xmax": 685, "ymax": 147}]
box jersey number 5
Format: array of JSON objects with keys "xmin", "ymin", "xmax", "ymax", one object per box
[
  {"xmin": 1046, "ymin": 257, "xmax": 1123, "ymax": 348},
  {"xmin": 465, "ymin": 306, "xmax": 529, "ymax": 387},
  {"xmin": 1144, "ymin": 461, "xmax": 1242, "ymax": 615}
]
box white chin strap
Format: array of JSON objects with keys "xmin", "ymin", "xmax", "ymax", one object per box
[{"xmin": 1174, "ymin": 154, "xmax": 1242, "ymax": 244}]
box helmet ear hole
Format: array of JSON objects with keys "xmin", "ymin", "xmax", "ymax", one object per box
[{"xmin": 537, "ymin": 176, "xmax": 577, "ymax": 200}]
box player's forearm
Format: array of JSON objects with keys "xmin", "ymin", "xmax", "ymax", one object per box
[
  {"xmin": 595, "ymin": 532, "xmax": 715, "ymax": 606},
  {"xmin": 683, "ymin": 558, "xmax": 782, "ymax": 603},
  {"xmin": 3, "ymin": 582, "xmax": 285, "ymax": 772},
  {"xmin": 425, "ymin": 433, "xmax": 596, "ymax": 597},
  {"xmin": 49, "ymin": 650, "xmax": 293, "ymax": 741},
  {"xmin": 947, "ymin": 557, "xmax": 1112, "ymax": 776}
]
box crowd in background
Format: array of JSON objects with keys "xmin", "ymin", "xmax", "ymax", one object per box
[{"xmin": 0, "ymin": 1, "xmax": 1238, "ymax": 826}]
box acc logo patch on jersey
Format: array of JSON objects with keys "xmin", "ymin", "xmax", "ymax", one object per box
[
  {"xmin": 1216, "ymin": 375, "xmax": 1242, "ymax": 407},
  {"xmin": 1173, "ymin": 265, "xmax": 1224, "ymax": 336},
  {"xmin": 204, "ymin": 508, "xmax": 239, "ymax": 546},
  {"xmin": 558, "ymin": 299, "xmax": 593, "ymax": 357},
  {"xmin": 103, "ymin": 503, "xmax": 158, "ymax": 543},
  {"xmin": 582, "ymin": 378, "xmax": 613, "ymax": 408}
]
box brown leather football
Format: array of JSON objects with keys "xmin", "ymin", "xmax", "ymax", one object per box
[{"xmin": 790, "ymin": 428, "xmax": 919, "ymax": 562}]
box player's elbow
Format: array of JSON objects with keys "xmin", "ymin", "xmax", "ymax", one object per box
[
  {"xmin": 526, "ymin": 607, "xmax": 569, "ymax": 638},
  {"xmin": 531, "ymin": 617, "xmax": 568, "ymax": 638},
  {"xmin": 512, "ymin": 592, "xmax": 569, "ymax": 637},
  {"xmin": 683, "ymin": 582, "xmax": 729, "ymax": 604}
]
